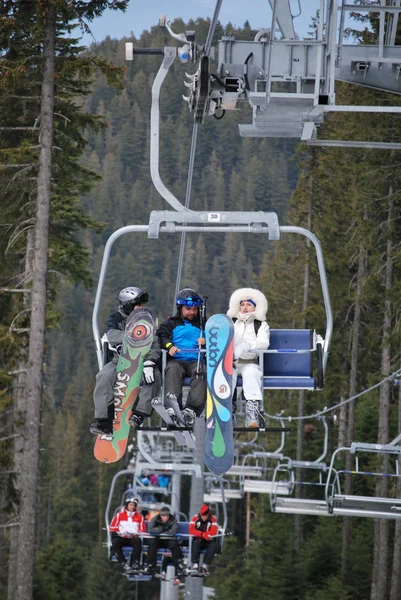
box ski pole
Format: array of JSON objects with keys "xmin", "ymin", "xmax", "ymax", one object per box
[{"xmin": 196, "ymin": 296, "xmax": 207, "ymax": 377}]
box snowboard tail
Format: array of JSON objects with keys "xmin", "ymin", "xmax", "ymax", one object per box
[
  {"xmin": 94, "ymin": 308, "xmax": 157, "ymax": 463},
  {"xmin": 204, "ymin": 314, "xmax": 234, "ymax": 475}
]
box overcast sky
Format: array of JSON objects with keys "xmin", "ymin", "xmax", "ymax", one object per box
[{"xmin": 81, "ymin": 1, "xmax": 321, "ymax": 45}]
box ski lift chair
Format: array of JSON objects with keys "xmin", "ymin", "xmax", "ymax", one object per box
[
  {"xmin": 225, "ymin": 443, "xmax": 270, "ymax": 477},
  {"xmin": 204, "ymin": 473, "xmax": 243, "ymax": 503},
  {"xmin": 270, "ymin": 417, "xmax": 337, "ymax": 516},
  {"xmin": 240, "ymin": 447, "xmax": 293, "ymax": 496},
  {"xmin": 270, "ymin": 460, "xmax": 334, "ymax": 516},
  {"xmin": 326, "ymin": 442, "xmax": 401, "ymax": 519}
]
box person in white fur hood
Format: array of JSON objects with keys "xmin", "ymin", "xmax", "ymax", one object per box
[{"xmin": 227, "ymin": 287, "xmax": 270, "ymax": 427}]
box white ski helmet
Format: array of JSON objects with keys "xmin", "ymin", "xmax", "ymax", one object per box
[
  {"xmin": 125, "ymin": 496, "xmax": 139, "ymax": 508},
  {"xmin": 119, "ymin": 287, "xmax": 148, "ymax": 315}
]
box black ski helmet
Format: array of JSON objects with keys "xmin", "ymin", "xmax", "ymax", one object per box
[
  {"xmin": 119, "ymin": 287, "xmax": 149, "ymax": 315},
  {"xmin": 175, "ymin": 288, "xmax": 202, "ymax": 309}
]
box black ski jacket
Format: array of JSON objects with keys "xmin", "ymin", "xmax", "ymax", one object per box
[{"xmin": 148, "ymin": 513, "xmax": 179, "ymax": 536}]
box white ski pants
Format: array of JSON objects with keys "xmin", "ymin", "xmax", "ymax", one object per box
[{"xmin": 232, "ymin": 361, "xmax": 263, "ymax": 401}]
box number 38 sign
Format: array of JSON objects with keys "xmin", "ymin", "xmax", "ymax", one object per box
[{"xmin": 208, "ymin": 213, "xmax": 221, "ymax": 222}]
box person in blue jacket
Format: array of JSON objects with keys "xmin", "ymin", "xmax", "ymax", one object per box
[{"xmin": 157, "ymin": 288, "xmax": 206, "ymax": 426}]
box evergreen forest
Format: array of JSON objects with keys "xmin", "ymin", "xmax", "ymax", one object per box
[{"xmin": 2, "ymin": 2, "xmax": 401, "ymax": 600}]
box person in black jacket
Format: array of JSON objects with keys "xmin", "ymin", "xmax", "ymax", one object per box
[
  {"xmin": 158, "ymin": 288, "xmax": 206, "ymax": 426},
  {"xmin": 90, "ymin": 286, "xmax": 161, "ymax": 436},
  {"xmin": 145, "ymin": 506, "xmax": 184, "ymax": 576}
]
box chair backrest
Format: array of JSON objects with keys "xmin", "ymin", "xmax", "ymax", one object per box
[
  {"xmin": 176, "ymin": 521, "xmax": 189, "ymax": 535},
  {"xmin": 264, "ymin": 329, "xmax": 313, "ymax": 378}
]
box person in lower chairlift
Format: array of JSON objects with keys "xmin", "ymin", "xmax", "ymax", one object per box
[
  {"xmin": 109, "ymin": 497, "xmax": 146, "ymax": 574},
  {"xmin": 188, "ymin": 503, "xmax": 218, "ymax": 575},
  {"xmin": 145, "ymin": 506, "xmax": 185, "ymax": 578},
  {"xmin": 227, "ymin": 287, "xmax": 270, "ymax": 428}
]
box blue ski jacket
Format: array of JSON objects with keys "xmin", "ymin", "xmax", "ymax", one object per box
[{"xmin": 158, "ymin": 312, "xmax": 205, "ymax": 363}]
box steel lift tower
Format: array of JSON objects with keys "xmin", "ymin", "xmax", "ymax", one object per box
[{"xmin": 172, "ymin": 1, "xmax": 401, "ymax": 148}]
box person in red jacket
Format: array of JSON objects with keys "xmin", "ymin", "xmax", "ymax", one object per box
[
  {"xmin": 109, "ymin": 497, "xmax": 146, "ymax": 574},
  {"xmin": 188, "ymin": 504, "xmax": 218, "ymax": 575}
]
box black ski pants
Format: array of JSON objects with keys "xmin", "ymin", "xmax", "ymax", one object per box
[
  {"xmin": 146, "ymin": 537, "xmax": 183, "ymax": 567},
  {"xmin": 164, "ymin": 360, "xmax": 206, "ymax": 416},
  {"xmin": 191, "ymin": 538, "xmax": 217, "ymax": 565},
  {"xmin": 111, "ymin": 535, "xmax": 142, "ymax": 565}
]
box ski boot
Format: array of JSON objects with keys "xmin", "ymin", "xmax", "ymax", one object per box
[
  {"xmin": 190, "ymin": 562, "xmax": 199, "ymax": 575},
  {"xmin": 182, "ymin": 408, "xmax": 196, "ymax": 426},
  {"xmin": 245, "ymin": 400, "xmax": 261, "ymax": 428},
  {"xmin": 128, "ymin": 413, "xmax": 144, "ymax": 428},
  {"xmin": 166, "ymin": 407, "xmax": 179, "ymax": 425},
  {"xmin": 90, "ymin": 419, "xmax": 113, "ymax": 436},
  {"xmin": 131, "ymin": 560, "xmax": 140, "ymax": 573}
]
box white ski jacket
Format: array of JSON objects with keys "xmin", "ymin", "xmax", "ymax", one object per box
[
  {"xmin": 233, "ymin": 315, "xmax": 270, "ymax": 362},
  {"xmin": 227, "ymin": 288, "xmax": 270, "ymax": 362}
]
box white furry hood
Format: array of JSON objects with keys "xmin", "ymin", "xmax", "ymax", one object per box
[{"xmin": 227, "ymin": 288, "xmax": 268, "ymax": 321}]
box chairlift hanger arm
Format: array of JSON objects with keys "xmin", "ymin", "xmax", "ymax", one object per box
[
  {"xmin": 149, "ymin": 47, "xmax": 191, "ymax": 212},
  {"xmin": 280, "ymin": 225, "xmax": 332, "ymax": 369}
]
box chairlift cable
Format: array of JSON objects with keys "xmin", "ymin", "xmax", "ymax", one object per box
[
  {"xmin": 173, "ymin": 0, "xmax": 222, "ymax": 305},
  {"xmin": 204, "ymin": 0, "xmax": 223, "ymax": 56},
  {"xmin": 173, "ymin": 123, "xmax": 199, "ymax": 310}
]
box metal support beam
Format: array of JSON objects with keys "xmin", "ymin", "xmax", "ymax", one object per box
[
  {"xmin": 148, "ymin": 210, "xmax": 280, "ymax": 239},
  {"xmin": 268, "ymin": 0, "xmax": 296, "ymax": 40}
]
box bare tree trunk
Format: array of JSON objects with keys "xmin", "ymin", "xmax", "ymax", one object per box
[
  {"xmin": 294, "ymin": 190, "xmax": 312, "ymax": 551},
  {"xmin": 7, "ymin": 231, "xmax": 34, "ymax": 600},
  {"xmin": 14, "ymin": 6, "xmax": 55, "ymax": 600},
  {"xmin": 338, "ymin": 398, "xmax": 347, "ymax": 447},
  {"xmin": 370, "ymin": 189, "xmax": 393, "ymax": 600},
  {"xmin": 341, "ymin": 242, "xmax": 366, "ymax": 583},
  {"xmin": 389, "ymin": 356, "xmax": 401, "ymax": 600}
]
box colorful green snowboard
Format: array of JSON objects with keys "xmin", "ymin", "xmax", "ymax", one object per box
[
  {"xmin": 204, "ymin": 314, "xmax": 234, "ymax": 475},
  {"xmin": 94, "ymin": 308, "xmax": 157, "ymax": 463}
]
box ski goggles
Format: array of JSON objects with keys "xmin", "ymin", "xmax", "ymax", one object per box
[{"xmin": 176, "ymin": 296, "xmax": 202, "ymax": 307}]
